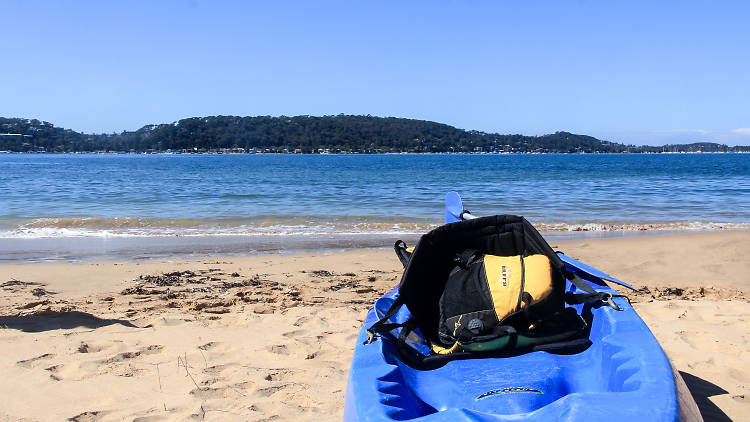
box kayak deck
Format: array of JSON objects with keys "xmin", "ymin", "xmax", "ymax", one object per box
[{"xmin": 344, "ymin": 262, "xmax": 679, "ymax": 421}]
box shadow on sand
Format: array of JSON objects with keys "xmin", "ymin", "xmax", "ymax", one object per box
[
  {"xmin": 680, "ymin": 370, "xmax": 732, "ymax": 422},
  {"xmin": 0, "ymin": 310, "xmax": 141, "ymax": 333}
]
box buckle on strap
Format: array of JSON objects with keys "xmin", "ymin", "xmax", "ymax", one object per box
[
  {"xmin": 567, "ymin": 291, "xmax": 625, "ymax": 311},
  {"xmin": 602, "ymin": 293, "xmax": 623, "ymax": 311}
]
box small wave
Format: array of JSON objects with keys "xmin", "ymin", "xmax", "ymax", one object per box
[
  {"xmin": 534, "ymin": 221, "xmax": 750, "ymax": 232},
  {"xmin": 19, "ymin": 217, "xmax": 234, "ymax": 229},
  {"xmin": 0, "ymin": 217, "xmax": 747, "ymax": 239},
  {"xmin": 0, "ymin": 217, "xmax": 437, "ymax": 239},
  {"xmin": 0, "ymin": 228, "xmax": 432, "ymax": 239}
]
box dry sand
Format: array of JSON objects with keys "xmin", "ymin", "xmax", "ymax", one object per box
[{"xmin": 0, "ymin": 231, "xmax": 748, "ymax": 421}]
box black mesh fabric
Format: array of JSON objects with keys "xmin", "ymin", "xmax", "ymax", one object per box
[{"xmin": 438, "ymin": 257, "xmax": 496, "ymax": 343}]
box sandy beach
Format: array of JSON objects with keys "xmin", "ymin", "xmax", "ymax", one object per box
[{"xmin": 1, "ymin": 230, "xmax": 748, "ymax": 421}]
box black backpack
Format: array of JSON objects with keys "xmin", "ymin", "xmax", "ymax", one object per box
[{"xmin": 368, "ymin": 215, "xmax": 608, "ymax": 367}]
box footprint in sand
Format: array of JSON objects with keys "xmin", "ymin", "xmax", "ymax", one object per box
[
  {"xmin": 191, "ymin": 378, "xmax": 254, "ymax": 400},
  {"xmin": 75, "ymin": 339, "xmax": 126, "ymax": 355},
  {"xmin": 678, "ymin": 331, "xmax": 709, "ymax": 350},
  {"xmin": 198, "ymin": 341, "xmax": 220, "ymax": 351},
  {"xmin": 684, "ymin": 306, "xmax": 706, "ymax": 321},
  {"xmin": 104, "ymin": 351, "xmax": 142, "ymax": 364},
  {"xmin": 281, "ymin": 329, "xmax": 306, "ymax": 338},
  {"xmin": 16, "ymin": 353, "xmax": 55, "ymax": 368},
  {"xmin": 67, "ymin": 410, "xmax": 104, "ymax": 421},
  {"xmin": 131, "ymin": 415, "xmax": 167, "ymax": 422},
  {"xmin": 153, "ymin": 316, "xmax": 188, "ymax": 326},
  {"xmin": 268, "ymin": 344, "xmax": 290, "ymax": 355},
  {"xmin": 103, "ymin": 344, "xmax": 163, "ymax": 363},
  {"xmin": 44, "ymin": 362, "xmax": 95, "ymax": 382},
  {"xmin": 263, "ymin": 369, "xmax": 293, "ymax": 382},
  {"xmin": 141, "ymin": 344, "xmax": 164, "ymax": 355},
  {"xmin": 45, "ymin": 364, "xmax": 63, "ymax": 381},
  {"xmin": 190, "ymin": 385, "xmax": 234, "ymax": 400},
  {"xmin": 203, "ymin": 364, "xmax": 229, "ymax": 375},
  {"xmin": 233, "ymin": 380, "xmax": 254, "ymax": 391},
  {"xmin": 255, "ymin": 383, "xmax": 290, "ymax": 398},
  {"xmin": 77, "ymin": 342, "xmax": 101, "ymax": 353},
  {"xmin": 197, "ymin": 341, "xmax": 232, "ymax": 354},
  {"xmin": 292, "ymin": 316, "xmax": 310, "ymax": 327},
  {"xmin": 281, "ymin": 331, "xmax": 324, "ymax": 348}
]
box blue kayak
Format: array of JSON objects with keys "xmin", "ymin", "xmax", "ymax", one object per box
[
  {"xmin": 344, "ymin": 262, "xmax": 678, "ymax": 421},
  {"xmin": 344, "ymin": 194, "xmax": 683, "ymax": 421}
]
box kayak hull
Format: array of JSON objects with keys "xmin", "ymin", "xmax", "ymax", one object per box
[{"xmin": 344, "ymin": 257, "xmax": 679, "ymax": 422}]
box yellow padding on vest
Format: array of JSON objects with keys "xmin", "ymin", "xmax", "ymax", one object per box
[
  {"xmin": 521, "ymin": 254, "xmax": 555, "ymax": 307},
  {"xmin": 483, "ymin": 254, "xmax": 554, "ymax": 322},
  {"xmin": 431, "ymin": 341, "xmax": 463, "ymax": 355},
  {"xmin": 484, "ymin": 255, "xmax": 523, "ymax": 322},
  {"xmin": 406, "ymin": 247, "xmax": 415, "ymax": 253}
]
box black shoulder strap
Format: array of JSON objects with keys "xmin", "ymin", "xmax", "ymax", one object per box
[
  {"xmin": 364, "ymin": 295, "xmax": 428, "ymax": 365},
  {"xmin": 365, "ymin": 295, "xmax": 406, "ymax": 343},
  {"xmin": 566, "ymin": 271, "xmax": 597, "ymax": 294},
  {"xmin": 393, "ymin": 240, "xmax": 412, "ymax": 269}
]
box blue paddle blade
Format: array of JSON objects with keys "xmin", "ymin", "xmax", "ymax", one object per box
[
  {"xmin": 557, "ymin": 253, "xmax": 636, "ymax": 291},
  {"xmin": 445, "ymin": 191, "xmax": 464, "ymax": 223}
]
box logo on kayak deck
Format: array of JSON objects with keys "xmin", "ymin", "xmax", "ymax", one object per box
[{"xmin": 476, "ymin": 387, "xmax": 543, "ymax": 400}]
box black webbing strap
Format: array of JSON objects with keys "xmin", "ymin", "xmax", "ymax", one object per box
[
  {"xmin": 367, "ymin": 306, "xmax": 423, "ymax": 365},
  {"xmin": 517, "ymin": 255, "xmax": 527, "ymax": 311},
  {"xmin": 565, "ymin": 272, "xmax": 624, "ymax": 311},
  {"xmin": 565, "ymin": 291, "xmax": 610, "ymax": 304},
  {"xmin": 367, "ymin": 320, "xmax": 424, "ymax": 367},
  {"xmin": 398, "ymin": 319, "xmax": 419, "ymax": 345},
  {"xmin": 365, "ymin": 295, "xmax": 406, "ymax": 344},
  {"xmin": 393, "ymin": 240, "xmax": 412, "ymax": 268},
  {"xmin": 566, "ymin": 272, "xmax": 597, "ymax": 294}
]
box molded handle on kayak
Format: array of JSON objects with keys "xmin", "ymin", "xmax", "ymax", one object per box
[{"xmin": 461, "ymin": 211, "xmax": 477, "ymax": 220}]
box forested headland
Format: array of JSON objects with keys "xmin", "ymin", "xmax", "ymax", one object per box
[{"xmin": 1, "ymin": 115, "xmax": 747, "ymax": 153}]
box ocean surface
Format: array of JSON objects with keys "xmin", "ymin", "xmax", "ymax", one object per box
[{"xmin": 1, "ymin": 153, "xmax": 748, "ymax": 262}]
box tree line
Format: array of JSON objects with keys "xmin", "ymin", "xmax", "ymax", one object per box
[{"xmin": 1, "ymin": 115, "xmax": 747, "ymax": 153}]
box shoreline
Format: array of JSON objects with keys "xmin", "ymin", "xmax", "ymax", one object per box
[
  {"xmin": 3, "ymin": 151, "xmax": 750, "ymax": 155},
  {"xmin": 1, "ymin": 230, "xmax": 748, "ymax": 420},
  {"xmin": 2, "ymin": 228, "xmax": 748, "ymax": 264}
]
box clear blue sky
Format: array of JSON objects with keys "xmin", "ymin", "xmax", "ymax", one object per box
[{"xmin": 2, "ymin": 1, "xmax": 749, "ymax": 146}]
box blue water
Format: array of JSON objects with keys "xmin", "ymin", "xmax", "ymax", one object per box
[
  {"xmin": 0, "ymin": 153, "xmax": 748, "ymax": 261},
  {"xmin": 2, "ymin": 153, "xmax": 749, "ymax": 228}
]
